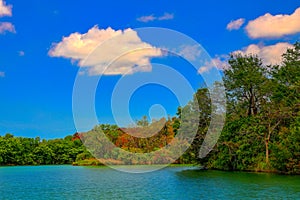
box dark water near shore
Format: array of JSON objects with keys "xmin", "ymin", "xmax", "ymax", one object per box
[{"xmin": 0, "ymin": 165, "xmax": 299, "ymax": 199}]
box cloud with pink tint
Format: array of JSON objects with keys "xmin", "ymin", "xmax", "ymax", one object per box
[
  {"xmin": 178, "ymin": 45, "xmax": 201, "ymax": 61},
  {"xmin": 0, "ymin": 0, "xmax": 12, "ymax": 17},
  {"xmin": 49, "ymin": 26, "xmax": 163, "ymax": 75},
  {"xmin": 158, "ymin": 13, "xmax": 174, "ymax": 20},
  {"xmin": 199, "ymin": 56, "xmax": 229, "ymax": 74},
  {"xmin": 233, "ymin": 42, "xmax": 293, "ymax": 65},
  {"xmin": 0, "ymin": 22, "xmax": 15, "ymax": 34},
  {"xmin": 200, "ymin": 42, "xmax": 292, "ymax": 73},
  {"xmin": 137, "ymin": 15, "xmax": 156, "ymax": 23},
  {"xmin": 226, "ymin": 18, "xmax": 245, "ymax": 31},
  {"xmin": 137, "ymin": 13, "xmax": 174, "ymax": 23},
  {"xmin": 246, "ymin": 7, "xmax": 300, "ymax": 38}
]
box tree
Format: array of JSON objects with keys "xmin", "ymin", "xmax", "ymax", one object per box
[
  {"xmin": 267, "ymin": 42, "xmax": 300, "ymax": 171},
  {"xmin": 224, "ymin": 54, "xmax": 268, "ymax": 116},
  {"xmin": 136, "ymin": 116, "xmax": 149, "ymax": 127}
]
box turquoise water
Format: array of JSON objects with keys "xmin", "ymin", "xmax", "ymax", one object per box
[{"xmin": 0, "ymin": 165, "xmax": 299, "ymax": 199}]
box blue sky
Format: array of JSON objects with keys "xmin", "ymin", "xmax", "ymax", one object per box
[{"xmin": 0, "ymin": 0, "xmax": 299, "ymax": 138}]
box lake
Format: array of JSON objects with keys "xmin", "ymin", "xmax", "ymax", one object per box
[{"xmin": 0, "ymin": 165, "xmax": 299, "ymax": 199}]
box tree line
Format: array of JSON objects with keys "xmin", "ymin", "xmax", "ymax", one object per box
[
  {"xmin": 0, "ymin": 133, "xmax": 91, "ymax": 165},
  {"xmin": 0, "ymin": 42, "xmax": 299, "ymax": 174}
]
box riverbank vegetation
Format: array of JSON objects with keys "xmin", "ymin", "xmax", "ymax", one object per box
[
  {"xmin": 0, "ymin": 133, "xmax": 92, "ymax": 165},
  {"xmin": 198, "ymin": 42, "xmax": 300, "ymax": 174},
  {"xmin": 0, "ymin": 43, "xmax": 299, "ymax": 174}
]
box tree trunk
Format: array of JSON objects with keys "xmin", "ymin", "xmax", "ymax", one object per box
[
  {"xmin": 265, "ymin": 140, "xmax": 269, "ymax": 164},
  {"xmin": 265, "ymin": 120, "xmax": 280, "ymax": 165},
  {"xmin": 248, "ymin": 86, "xmax": 256, "ymax": 116}
]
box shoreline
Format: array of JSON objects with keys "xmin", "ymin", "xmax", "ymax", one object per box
[{"xmin": 2, "ymin": 163, "xmax": 299, "ymax": 175}]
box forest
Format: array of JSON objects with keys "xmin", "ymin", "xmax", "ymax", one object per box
[
  {"xmin": 0, "ymin": 42, "xmax": 299, "ymax": 174},
  {"xmin": 0, "ymin": 133, "xmax": 92, "ymax": 165}
]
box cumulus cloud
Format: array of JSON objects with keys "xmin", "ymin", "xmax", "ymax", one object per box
[
  {"xmin": 137, "ymin": 13, "xmax": 174, "ymax": 22},
  {"xmin": 178, "ymin": 45, "xmax": 201, "ymax": 61},
  {"xmin": 0, "ymin": 22, "xmax": 15, "ymax": 34},
  {"xmin": 200, "ymin": 42, "xmax": 292, "ymax": 73},
  {"xmin": 0, "ymin": 1, "xmax": 15, "ymax": 35},
  {"xmin": 226, "ymin": 18, "xmax": 245, "ymax": 31},
  {"xmin": 199, "ymin": 55, "xmax": 229, "ymax": 74},
  {"xmin": 0, "ymin": 0, "xmax": 12, "ymax": 17},
  {"xmin": 232, "ymin": 42, "xmax": 293, "ymax": 65},
  {"xmin": 0, "ymin": 71, "xmax": 5, "ymax": 77},
  {"xmin": 49, "ymin": 26, "xmax": 163, "ymax": 75},
  {"xmin": 246, "ymin": 7, "xmax": 300, "ymax": 38}
]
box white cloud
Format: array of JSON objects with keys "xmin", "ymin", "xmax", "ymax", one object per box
[
  {"xmin": 158, "ymin": 13, "xmax": 174, "ymax": 21},
  {"xmin": 178, "ymin": 45, "xmax": 201, "ymax": 61},
  {"xmin": 0, "ymin": 71, "xmax": 5, "ymax": 77},
  {"xmin": 0, "ymin": 0, "xmax": 12, "ymax": 17},
  {"xmin": 226, "ymin": 18, "xmax": 245, "ymax": 31},
  {"xmin": 232, "ymin": 42, "xmax": 293, "ymax": 65},
  {"xmin": 137, "ymin": 13, "xmax": 174, "ymax": 23},
  {"xmin": 49, "ymin": 26, "xmax": 163, "ymax": 75},
  {"xmin": 199, "ymin": 55, "xmax": 229, "ymax": 74},
  {"xmin": 246, "ymin": 7, "xmax": 300, "ymax": 38},
  {"xmin": 0, "ymin": 22, "xmax": 15, "ymax": 34},
  {"xmin": 137, "ymin": 15, "xmax": 156, "ymax": 23},
  {"xmin": 200, "ymin": 42, "xmax": 292, "ymax": 73}
]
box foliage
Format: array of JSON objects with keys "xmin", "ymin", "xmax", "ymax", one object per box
[
  {"xmin": 0, "ymin": 134, "xmax": 91, "ymax": 166},
  {"xmin": 198, "ymin": 42, "xmax": 300, "ymax": 174}
]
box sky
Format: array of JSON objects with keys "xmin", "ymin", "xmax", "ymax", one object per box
[{"xmin": 0, "ymin": 0, "xmax": 300, "ymax": 138}]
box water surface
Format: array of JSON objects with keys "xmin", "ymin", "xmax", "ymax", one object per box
[{"xmin": 0, "ymin": 165, "xmax": 299, "ymax": 199}]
